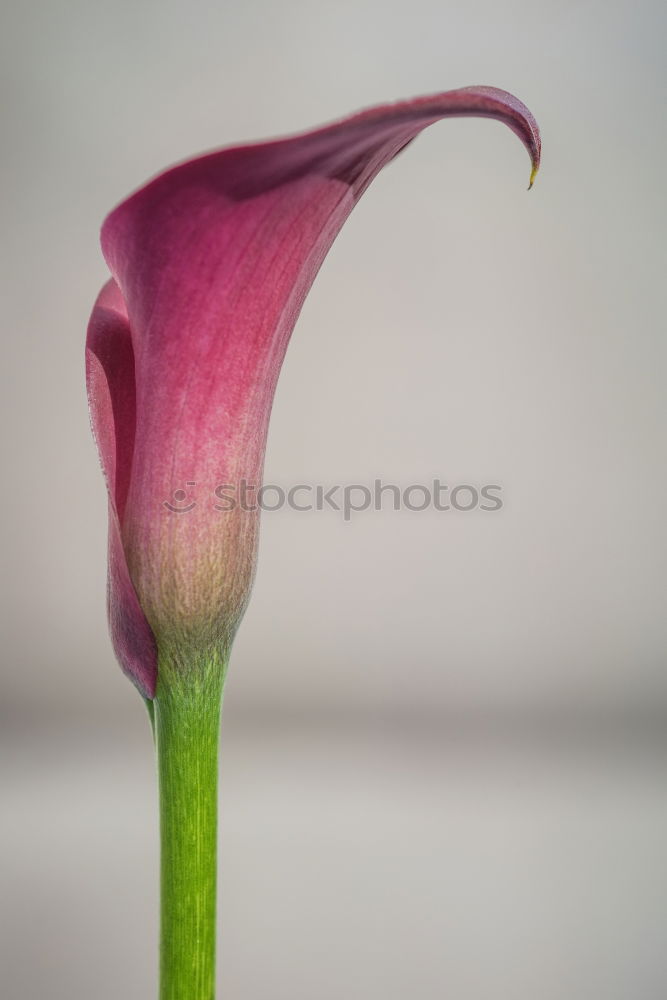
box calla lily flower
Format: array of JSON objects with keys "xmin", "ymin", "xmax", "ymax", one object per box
[
  {"xmin": 87, "ymin": 88, "xmax": 540, "ymax": 999},
  {"xmin": 87, "ymin": 87, "xmax": 540, "ymax": 703}
]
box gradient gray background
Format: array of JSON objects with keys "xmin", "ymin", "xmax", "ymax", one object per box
[{"xmin": 2, "ymin": 0, "xmax": 666, "ymax": 996}]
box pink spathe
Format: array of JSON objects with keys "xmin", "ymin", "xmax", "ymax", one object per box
[{"xmin": 86, "ymin": 87, "xmax": 540, "ymax": 698}]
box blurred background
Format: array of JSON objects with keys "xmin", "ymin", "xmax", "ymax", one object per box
[{"xmin": 1, "ymin": 0, "xmax": 666, "ymax": 996}]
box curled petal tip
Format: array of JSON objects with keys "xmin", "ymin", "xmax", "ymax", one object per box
[{"xmin": 528, "ymin": 161, "xmax": 539, "ymax": 190}]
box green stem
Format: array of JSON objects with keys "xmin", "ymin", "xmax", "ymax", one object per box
[{"xmin": 153, "ymin": 656, "xmax": 225, "ymax": 1000}]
